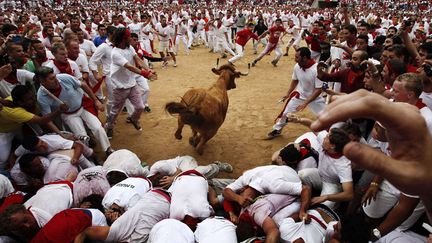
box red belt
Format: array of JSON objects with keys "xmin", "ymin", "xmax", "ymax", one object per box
[{"xmin": 309, "ymin": 214, "xmax": 327, "ymax": 229}]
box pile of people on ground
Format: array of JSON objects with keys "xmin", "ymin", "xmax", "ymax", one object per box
[{"xmin": 1, "ymin": 0, "xmax": 432, "ymax": 242}]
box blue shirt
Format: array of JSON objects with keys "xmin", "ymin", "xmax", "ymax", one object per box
[
  {"xmin": 37, "ymin": 74, "xmax": 83, "ymax": 115},
  {"xmin": 94, "ymin": 35, "xmax": 108, "ymax": 47}
]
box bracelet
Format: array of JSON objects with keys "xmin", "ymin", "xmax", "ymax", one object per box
[{"xmin": 370, "ymin": 182, "xmax": 379, "ymax": 187}]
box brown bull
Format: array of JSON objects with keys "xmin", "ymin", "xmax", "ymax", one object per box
[{"xmin": 165, "ymin": 63, "xmax": 248, "ymax": 155}]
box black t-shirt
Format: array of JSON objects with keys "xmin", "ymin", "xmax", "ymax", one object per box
[{"xmin": 254, "ymin": 24, "xmax": 268, "ymax": 36}]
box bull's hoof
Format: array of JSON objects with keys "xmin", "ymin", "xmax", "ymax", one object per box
[
  {"xmin": 175, "ymin": 132, "xmax": 182, "ymax": 140},
  {"xmin": 189, "ymin": 137, "xmax": 198, "ymax": 147}
]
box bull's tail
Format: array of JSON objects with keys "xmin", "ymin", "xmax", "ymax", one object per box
[{"xmin": 165, "ymin": 101, "xmax": 204, "ymax": 126}]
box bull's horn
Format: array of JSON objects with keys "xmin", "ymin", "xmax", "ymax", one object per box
[
  {"xmin": 239, "ymin": 63, "xmax": 250, "ymax": 76},
  {"xmin": 215, "ymin": 58, "xmax": 220, "ymax": 68}
]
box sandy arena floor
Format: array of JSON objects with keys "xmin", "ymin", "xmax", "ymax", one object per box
[{"xmin": 107, "ymin": 38, "xmax": 314, "ymax": 178}]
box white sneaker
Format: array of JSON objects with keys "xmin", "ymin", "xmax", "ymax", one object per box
[
  {"xmin": 214, "ymin": 161, "xmax": 233, "ymax": 173},
  {"xmin": 173, "ymin": 63, "xmax": 177, "ymax": 67}
]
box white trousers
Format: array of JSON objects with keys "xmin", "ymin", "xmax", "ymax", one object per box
[
  {"xmin": 126, "ymin": 76, "xmax": 150, "ymax": 117},
  {"xmin": 298, "ymin": 168, "xmax": 341, "ymax": 209},
  {"xmin": 273, "ymin": 96, "xmax": 325, "ymax": 131},
  {"xmin": 61, "ymin": 107, "xmax": 111, "ymax": 151},
  {"xmin": 175, "ymin": 35, "xmax": 190, "ymax": 55},
  {"xmin": 216, "ymin": 39, "xmax": 236, "ymax": 56},
  {"xmin": 255, "ymin": 42, "xmax": 283, "ymax": 63},
  {"xmin": 228, "ymin": 43, "xmax": 244, "ymax": 63},
  {"xmin": 253, "ymin": 38, "xmax": 267, "ymax": 52}
]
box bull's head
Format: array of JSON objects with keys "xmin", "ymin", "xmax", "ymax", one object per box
[{"xmin": 212, "ymin": 62, "xmax": 249, "ymax": 90}]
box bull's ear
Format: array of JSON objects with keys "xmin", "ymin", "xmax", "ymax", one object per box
[{"xmin": 212, "ymin": 68, "xmax": 221, "ymax": 75}]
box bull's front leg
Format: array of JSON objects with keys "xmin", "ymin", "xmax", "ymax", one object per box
[{"xmin": 175, "ymin": 117, "xmax": 184, "ymax": 140}]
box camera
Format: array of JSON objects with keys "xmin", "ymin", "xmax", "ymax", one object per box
[{"xmin": 404, "ymin": 20, "xmax": 412, "ymax": 27}]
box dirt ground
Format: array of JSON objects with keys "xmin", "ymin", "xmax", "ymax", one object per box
[{"xmin": 108, "ymin": 37, "xmax": 313, "ymax": 178}]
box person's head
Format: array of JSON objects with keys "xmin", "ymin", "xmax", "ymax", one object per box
[
  {"xmin": 392, "ymin": 73, "xmax": 423, "ymax": 103},
  {"xmin": 51, "ymin": 36, "xmax": 63, "ymax": 45},
  {"xmin": 65, "ymin": 40, "xmax": 80, "ymax": 60},
  {"xmin": 235, "ymin": 214, "xmax": 259, "ymax": 242},
  {"xmin": 1, "ymin": 23, "xmax": 18, "ymax": 36},
  {"xmin": 130, "ymin": 33, "xmax": 139, "ymax": 48},
  {"xmin": 246, "ymin": 22, "xmax": 254, "ymax": 30},
  {"xmin": 387, "ymin": 26, "xmax": 397, "ymax": 36},
  {"xmin": 322, "ymin": 128, "xmax": 350, "ymax": 154},
  {"xmin": 11, "ymin": 85, "xmax": 36, "ymax": 109},
  {"xmin": 18, "ymin": 154, "xmax": 45, "ymax": 179},
  {"xmin": 35, "ymin": 67, "xmax": 60, "ymax": 91},
  {"xmin": 22, "ymin": 135, "xmax": 49, "ymax": 153},
  {"xmin": 112, "ymin": 15, "xmax": 119, "ymax": 25},
  {"xmin": 278, "ymin": 143, "xmax": 303, "ymax": 168},
  {"xmin": 70, "ymin": 15, "xmax": 81, "ymax": 31},
  {"xmin": 371, "ymin": 121, "xmax": 387, "ymax": 142},
  {"xmin": 112, "ymin": 27, "xmax": 130, "ymax": 48},
  {"xmin": 333, "ymin": 19, "xmax": 342, "ymax": 28},
  {"xmin": 341, "ymin": 24, "xmax": 357, "ymax": 43},
  {"xmin": 51, "ymin": 43, "xmax": 68, "ymax": 63},
  {"xmin": 295, "ymin": 47, "xmax": 312, "ymax": 67},
  {"xmin": 106, "ymin": 171, "xmax": 128, "ymax": 186},
  {"xmin": 104, "ymin": 203, "xmax": 125, "ymax": 225},
  {"xmin": 132, "ymin": 13, "xmax": 139, "ymax": 23},
  {"xmin": 274, "ymin": 18, "xmax": 282, "ymax": 27},
  {"xmin": 31, "ymin": 39, "xmax": 46, "ymax": 57},
  {"xmin": 355, "ymin": 35, "xmax": 368, "ymax": 51},
  {"xmin": 340, "ymin": 122, "xmax": 362, "ymax": 142},
  {"xmin": 97, "ymin": 24, "xmax": 107, "ymax": 37},
  {"xmin": 330, "ymin": 26, "xmax": 340, "ymax": 39},
  {"xmin": 6, "ymin": 42, "xmax": 26, "ymax": 67},
  {"xmin": 417, "ymin": 42, "xmax": 432, "ymax": 66},
  {"xmin": 374, "ymin": 35, "xmax": 386, "ymax": 48},
  {"xmin": 79, "ymin": 194, "xmax": 104, "ymax": 212},
  {"xmin": 382, "ymin": 59, "xmax": 407, "ymax": 84},
  {"xmin": 350, "ymin": 50, "xmax": 368, "ymax": 70},
  {"xmin": 160, "ymin": 16, "xmax": 167, "ymax": 26},
  {"xmin": 106, "ymin": 25, "xmax": 117, "ymax": 40},
  {"xmin": 380, "ymin": 46, "xmax": 391, "ymax": 65},
  {"xmin": 387, "ymin": 44, "xmax": 407, "ymax": 63},
  {"xmin": 74, "ymin": 28, "xmax": 85, "ymax": 43},
  {"xmin": 43, "ymin": 26, "xmax": 54, "ymax": 39},
  {"xmin": 0, "ymin": 204, "xmax": 39, "ymax": 240},
  {"xmin": 357, "ymin": 22, "xmax": 369, "ymax": 36},
  {"xmin": 334, "ymin": 214, "xmax": 371, "ymax": 243}
]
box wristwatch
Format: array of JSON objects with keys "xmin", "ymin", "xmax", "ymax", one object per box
[{"xmin": 372, "ymin": 228, "xmax": 381, "ymax": 239}]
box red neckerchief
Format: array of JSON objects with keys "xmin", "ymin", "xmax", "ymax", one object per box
[
  {"xmin": 53, "ymin": 60, "xmax": 74, "ymax": 76},
  {"xmin": 51, "ymin": 84, "xmax": 62, "ymax": 97},
  {"xmin": 4, "ymin": 71, "xmax": 18, "ymax": 84},
  {"xmin": 415, "ymin": 99, "xmax": 427, "ymax": 109},
  {"xmin": 300, "ymin": 59, "xmax": 316, "ymax": 71},
  {"xmin": 85, "ymin": 27, "xmax": 92, "ymax": 33},
  {"xmin": 42, "ymin": 30, "xmax": 47, "ymax": 39},
  {"xmin": 289, "ymin": 24, "xmax": 295, "ymax": 28},
  {"xmin": 323, "ymin": 149, "xmax": 343, "ymax": 159}
]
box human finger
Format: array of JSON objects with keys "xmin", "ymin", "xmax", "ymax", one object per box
[{"xmin": 344, "ymin": 141, "xmax": 424, "ymax": 196}]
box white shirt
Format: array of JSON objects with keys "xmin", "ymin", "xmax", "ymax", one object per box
[
  {"xmin": 420, "ymin": 92, "xmax": 432, "ymax": 110},
  {"xmin": 0, "ymin": 69, "xmax": 35, "ymax": 98},
  {"xmin": 292, "ymin": 63, "xmax": 323, "ymax": 100},
  {"xmin": 0, "ymin": 174, "xmax": 14, "ymax": 198},
  {"xmin": 169, "ymin": 174, "xmax": 213, "ymax": 220},
  {"xmin": 71, "ymin": 54, "xmax": 90, "ymax": 74},
  {"xmin": 89, "ymin": 41, "xmax": 113, "ymax": 76},
  {"xmin": 316, "ymin": 131, "xmax": 352, "ymax": 184},
  {"xmin": 103, "ymin": 149, "xmax": 149, "ymax": 177},
  {"xmin": 420, "ymin": 106, "xmax": 432, "ymax": 135},
  {"xmin": 148, "ymin": 219, "xmax": 194, "ymax": 243},
  {"xmin": 14, "ymin": 134, "xmax": 73, "ymax": 157},
  {"xmin": 43, "ymin": 153, "xmax": 78, "ymax": 184},
  {"xmin": 102, "ymin": 177, "xmax": 152, "ymax": 210},
  {"xmin": 110, "ymin": 46, "xmax": 137, "ymax": 89},
  {"xmin": 195, "ymin": 217, "xmax": 237, "ymax": 243},
  {"xmin": 148, "ymin": 155, "xmax": 198, "ymax": 177},
  {"xmin": 24, "ymin": 182, "xmax": 73, "ymax": 228},
  {"xmin": 106, "ymin": 191, "xmax": 171, "ymax": 242},
  {"xmin": 80, "ymin": 39, "xmax": 97, "ymax": 59},
  {"xmin": 128, "ymin": 22, "xmax": 144, "ymax": 39},
  {"xmin": 155, "ymin": 23, "xmax": 172, "ymax": 42},
  {"xmin": 227, "ymin": 165, "xmax": 302, "ymax": 195}
]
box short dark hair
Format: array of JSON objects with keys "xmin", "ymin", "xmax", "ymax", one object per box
[
  {"xmin": 0, "ymin": 204, "xmax": 27, "ymax": 234},
  {"xmin": 357, "ymin": 34, "xmax": 368, "ymax": 43},
  {"xmin": 279, "ymin": 144, "xmax": 302, "ymax": 165},
  {"xmin": 106, "ymin": 171, "xmax": 128, "ymax": 186},
  {"xmin": 22, "ymin": 135, "xmax": 40, "ymax": 151},
  {"xmin": 388, "ymin": 26, "xmax": 397, "ymax": 33},
  {"xmin": 343, "ymin": 24, "xmax": 358, "ymax": 35},
  {"xmin": 130, "ymin": 33, "xmax": 139, "ymax": 38},
  {"xmin": 329, "ymin": 128, "xmax": 350, "ymax": 153},
  {"xmin": 340, "ymin": 214, "xmax": 371, "ymax": 243},
  {"xmin": 107, "ymin": 26, "xmax": 117, "ymax": 36},
  {"xmin": 340, "ymin": 122, "xmax": 362, "ymax": 140},
  {"xmin": 1, "ymin": 23, "xmax": 18, "ymax": 36},
  {"xmin": 80, "ymin": 194, "xmax": 104, "ymax": 212},
  {"xmin": 374, "ymin": 35, "xmax": 386, "ymax": 45},
  {"xmin": 297, "ymin": 47, "xmax": 311, "ymax": 59},
  {"xmin": 35, "ymin": 67, "xmax": 55, "ymax": 81},
  {"xmin": 111, "ymin": 27, "xmax": 128, "ymax": 47},
  {"xmin": 97, "ymin": 24, "xmax": 106, "ymax": 30},
  {"xmin": 11, "ymin": 85, "xmax": 32, "ymax": 103},
  {"xmin": 386, "ymin": 59, "xmax": 407, "ymax": 77},
  {"xmin": 419, "ymin": 42, "xmax": 432, "ymax": 59},
  {"xmin": 18, "ymin": 154, "xmax": 38, "ymax": 173}
]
